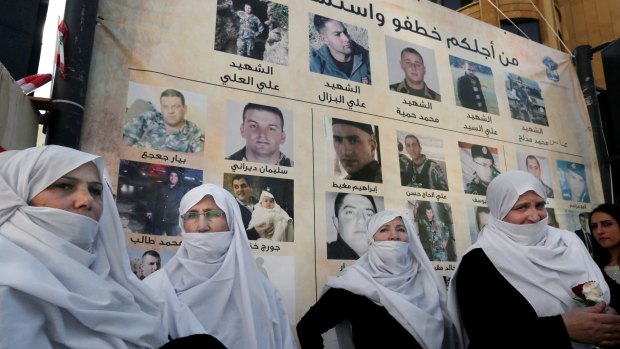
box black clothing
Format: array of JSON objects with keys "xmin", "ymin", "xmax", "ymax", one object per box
[
  {"xmin": 327, "ymin": 236, "xmax": 360, "ymax": 260},
  {"xmin": 345, "ymin": 160, "xmax": 382, "ymax": 183},
  {"xmin": 297, "ymin": 288, "xmax": 422, "ymax": 349},
  {"xmin": 456, "ymin": 248, "xmax": 572, "ymax": 349},
  {"xmin": 160, "ymin": 334, "xmax": 227, "ymax": 349},
  {"xmin": 457, "ymin": 74, "xmax": 487, "ymax": 112},
  {"xmin": 147, "ymin": 183, "xmax": 188, "ymax": 236},
  {"xmin": 237, "ymin": 202, "xmax": 260, "ymax": 240}
]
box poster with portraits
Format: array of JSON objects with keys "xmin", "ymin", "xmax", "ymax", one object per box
[{"xmin": 81, "ymin": 0, "xmax": 602, "ymax": 335}]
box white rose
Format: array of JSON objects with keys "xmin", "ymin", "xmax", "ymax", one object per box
[{"xmin": 582, "ymin": 281, "xmax": 604, "ymax": 303}]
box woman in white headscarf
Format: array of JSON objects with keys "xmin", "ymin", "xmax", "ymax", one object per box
[
  {"xmin": 448, "ymin": 170, "xmax": 620, "ymax": 349},
  {"xmin": 143, "ymin": 184, "xmax": 296, "ymax": 349},
  {"xmin": 297, "ymin": 210, "xmax": 458, "ymax": 349},
  {"xmin": 0, "ymin": 145, "xmax": 167, "ymax": 348}
]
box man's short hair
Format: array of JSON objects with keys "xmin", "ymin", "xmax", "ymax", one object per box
[
  {"xmin": 142, "ymin": 250, "xmax": 161, "ymax": 260},
  {"xmin": 231, "ymin": 174, "xmax": 252, "ymax": 187},
  {"xmin": 166, "ymin": 168, "xmax": 184, "ymax": 184},
  {"xmin": 334, "ymin": 192, "xmax": 377, "ymax": 217},
  {"xmin": 160, "ymin": 89, "xmax": 185, "ymax": 105},
  {"xmin": 331, "ymin": 118, "xmax": 374, "ymax": 135},
  {"xmin": 400, "ymin": 47, "xmax": 424, "ymax": 63},
  {"xmin": 579, "ymin": 212, "xmax": 587, "ymax": 219},
  {"xmin": 313, "ymin": 14, "xmax": 339, "ymax": 33},
  {"xmin": 404, "ymin": 134, "xmax": 420, "ymax": 145},
  {"xmin": 242, "ymin": 103, "xmax": 284, "ymax": 130}
]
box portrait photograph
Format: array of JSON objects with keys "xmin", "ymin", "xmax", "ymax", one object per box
[
  {"xmin": 406, "ymin": 199, "xmax": 456, "ymax": 262},
  {"xmin": 214, "ymin": 0, "xmax": 289, "ymax": 65},
  {"xmin": 309, "ymin": 13, "xmax": 372, "ymax": 85},
  {"xmin": 547, "ymin": 207, "xmax": 560, "ymax": 228},
  {"xmin": 223, "ymin": 173, "xmax": 294, "ymax": 242},
  {"xmin": 504, "ymin": 72, "xmax": 548, "ymax": 126},
  {"xmin": 225, "ymin": 99, "xmax": 294, "ymax": 167},
  {"xmin": 385, "ymin": 36, "xmax": 441, "ymax": 101},
  {"xmin": 467, "ymin": 205, "xmax": 489, "ymax": 245},
  {"xmin": 458, "ymin": 141, "xmax": 501, "ymax": 196},
  {"xmin": 517, "ymin": 152, "xmax": 555, "ymax": 199},
  {"xmin": 557, "ymin": 160, "xmax": 590, "ymax": 203},
  {"xmin": 325, "ymin": 191, "xmax": 385, "ymax": 260},
  {"xmin": 122, "ymin": 81, "xmax": 207, "ymax": 155},
  {"xmin": 116, "ymin": 159, "xmax": 203, "ymax": 235},
  {"xmin": 449, "ymin": 56, "xmax": 499, "ymax": 115},
  {"xmin": 324, "ymin": 116, "xmax": 383, "ymax": 183},
  {"xmin": 128, "ymin": 248, "xmax": 176, "ymax": 280},
  {"xmin": 397, "ymin": 131, "xmax": 449, "ymax": 191}
]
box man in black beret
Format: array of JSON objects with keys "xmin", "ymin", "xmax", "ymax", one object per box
[
  {"xmin": 562, "ymin": 162, "xmax": 589, "ymax": 202},
  {"xmin": 331, "ymin": 118, "xmax": 382, "ymax": 183},
  {"xmin": 465, "ymin": 144, "xmax": 500, "ymax": 195}
]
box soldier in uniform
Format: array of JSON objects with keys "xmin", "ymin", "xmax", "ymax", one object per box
[
  {"xmin": 457, "ymin": 61, "xmax": 487, "ymax": 112},
  {"xmin": 402, "ymin": 134, "xmax": 449, "ymax": 191},
  {"xmin": 227, "ymin": 1, "xmax": 265, "ymax": 57},
  {"xmin": 561, "ymin": 162, "xmax": 590, "ymax": 202},
  {"xmin": 525, "ymin": 154, "xmax": 554, "ymax": 198},
  {"xmin": 123, "ymin": 89, "xmax": 205, "ymax": 153},
  {"xmin": 416, "ymin": 203, "xmax": 455, "ymax": 262},
  {"xmin": 465, "ymin": 144, "xmax": 500, "ymax": 196},
  {"xmin": 389, "ymin": 47, "xmax": 441, "ymax": 101}
]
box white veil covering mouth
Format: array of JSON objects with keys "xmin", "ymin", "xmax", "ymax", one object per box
[
  {"xmin": 326, "ymin": 210, "xmax": 457, "ymax": 349},
  {"xmin": 143, "ymin": 184, "xmax": 296, "ymax": 349},
  {"xmin": 447, "ymin": 170, "xmax": 609, "ymax": 349},
  {"xmin": 0, "ymin": 145, "xmax": 166, "ymax": 349}
]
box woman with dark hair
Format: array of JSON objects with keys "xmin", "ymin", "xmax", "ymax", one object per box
[{"xmin": 590, "ymin": 203, "xmax": 620, "ymax": 312}]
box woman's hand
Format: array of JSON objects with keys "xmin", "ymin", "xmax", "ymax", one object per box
[{"xmin": 563, "ymin": 302, "xmax": 620, "ymax": 347}]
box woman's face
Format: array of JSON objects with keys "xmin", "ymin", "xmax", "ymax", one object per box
[
  {"xmin": 373, "ymin": 217, "xmax": 409, "ymax": 242},
  {"xmin": 182, "ymin": 195, "xmax": 229, "ymax": 233},
  {"xmin": 591, "ymin": 212, "xmax": 620, "ymax": 249},
  {"xmin": 502, "ymin": 190, "xmax": 547, "ymax": 224},
  {"xmin": 30, "ymin": 162, "xmax": 103, "ymax": 221}
]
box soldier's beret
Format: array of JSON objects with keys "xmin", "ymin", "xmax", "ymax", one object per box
[
  {"xmin": 471, "ymin": 144, "xmax": 494, "ymax": 162},
  {"xmin": 331, "ymin": 118, "xmax": 374, "ymax": 135},
  {"xmin": 566, "ymin": 162, "xmax": 586, "ymax": 179}
]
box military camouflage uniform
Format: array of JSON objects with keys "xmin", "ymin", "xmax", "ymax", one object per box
[
  {"xmin": 123, "ymin": 111, "xmax": 205, "ymax": 153},
  {"xmin": 465, "ymin": 167, "xmax": 500, "ymax": 196},
  {"xmin": 389, "ymin": 80, "xmax": 441, "ymax": 102},
  {"xmin": 234, "ymin": 10, "xmax": 264, "ymax": 57},
  {"xmin": 404, "ymin": 155, "xmax": 449, "ymax": 191}
]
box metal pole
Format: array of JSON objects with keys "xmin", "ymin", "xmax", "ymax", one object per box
[
  {"xmin": 45, "ymin": 0, "xmax": 99, "ymax": 148},
  {"xmin": 573, "ymin": 45, "xmax": 612, "ymax": 203}
]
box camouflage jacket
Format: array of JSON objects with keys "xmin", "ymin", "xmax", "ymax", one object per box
[{"xmin": 123, "ymin": 111, "xmax": 204, "ymax": 153}]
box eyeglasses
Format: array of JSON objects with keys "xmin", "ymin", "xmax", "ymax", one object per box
[{"xmin": 182, "ymin": 210, "xmax": 225, "ymax": 221}]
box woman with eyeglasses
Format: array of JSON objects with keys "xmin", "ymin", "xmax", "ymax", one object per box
[{"xmin": 143, "ymin": 184, "xmax": 296, "ymax": 349}]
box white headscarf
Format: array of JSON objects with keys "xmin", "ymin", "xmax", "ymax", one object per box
[
  {"xmin": 448, "ymin": 170, "xmax": 608, "ymax": 348},
  {"xmin": 0, "ymin": 145, "xmax": 166, "ymax": 349},
  {"xmin": 144, "ymin": 184, "xmax": 296, "ymax": 349},
  {"xmin": 326, "ymin": 210, "xmax": 457, "ymax": 349}
]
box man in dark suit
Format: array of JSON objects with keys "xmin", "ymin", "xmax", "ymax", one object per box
[{"xmin": 574, "ymin": 212, "xmax": 594, "ymax": 256}]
